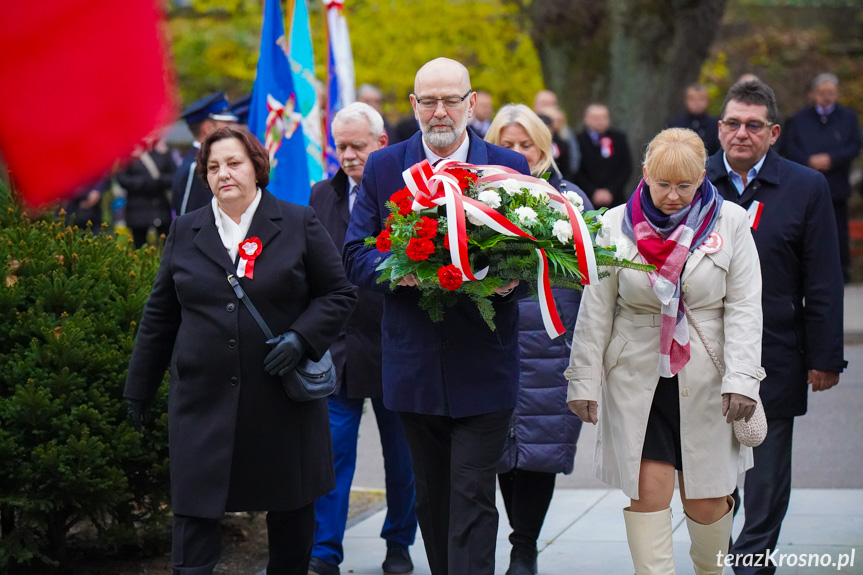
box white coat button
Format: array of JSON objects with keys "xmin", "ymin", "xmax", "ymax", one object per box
[
  {"xmin": 683, "ymin": 284, "xmax": 691, "ymax": 293},
  {"xmin": 681, "ymin": 387, "xmax": 690, "ymax": 397}
]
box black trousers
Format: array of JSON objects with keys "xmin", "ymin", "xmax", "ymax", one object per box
[
  {"xmin": 730, "ymin": 417, "xmax": 794, "ymax": 575},
  {"xmin": 171, "ymin": 503, "xmax": 315, "ymax": 575},
  {"xmin": 131, "ymin": 222, "xmax": 170, "ymax": 249},
  {"xmin": 498, "ymin": 469, "xmax": 557, "ymax": 552},
  {"xmin": 400, "ymin": 409, "xmax": 513, "ymax": 575}
]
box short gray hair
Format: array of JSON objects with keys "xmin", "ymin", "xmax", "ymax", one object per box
[
  {"xmin": 811, "ymin": 73, "xmax": 839, "ymax": 91},
  {"xmin": 332, "ymin": 102, "xmax": 385, "ymax": 138},
  {"xmin": 357, "ymin": 84, "xmax": 383, "ymax": 100}
]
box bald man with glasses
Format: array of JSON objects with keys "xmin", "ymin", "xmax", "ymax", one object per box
[
  {"xmin": 343, "ymin": 58, "xmax": 530, "ymax": 575},
  {"xmin": 707, "ymin": 80, "xmax": 846, "ymax": 575}
]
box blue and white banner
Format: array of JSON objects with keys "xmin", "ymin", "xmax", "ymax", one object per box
[
  {"xmin": 289, "ymin": 0, "xmax": 324, "ymax": 185},
  {"xmin": 324, "ymin": 0, "xmax": 356, "ymax": 178},
  {"xmin": 249, "ymin": 0, "xmax": 310, "ymax": 204}
]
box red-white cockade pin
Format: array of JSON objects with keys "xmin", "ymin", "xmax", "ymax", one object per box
[{"xmin": 237, "ymin": 237, "xmax": 262, "ymax": 279}]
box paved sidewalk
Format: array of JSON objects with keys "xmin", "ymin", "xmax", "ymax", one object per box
[
  {"xmin": 322, "ymin": 284, "xmax": 863, "ymax": 574},
  {"xmin": 339, "ymin": 488, "xmax": 863, "ymax": 574}
]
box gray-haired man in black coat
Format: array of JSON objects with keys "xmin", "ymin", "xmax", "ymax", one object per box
[{"xmin": 307, "ymin": 103, "xmax": 417, "ymax": 575}]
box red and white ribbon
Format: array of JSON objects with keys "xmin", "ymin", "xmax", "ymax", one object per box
[
  {"xmin": 401, "ymin": 159, "xmax": 599, "ymax": 338},
  {"xmin": 265, "ymin": 94, "xmax": 301, "ymax": 163},
  {"xmin": 237, "ymin": 237, "xmax": 262, "ymax": 279},
  {"xmin": 747, "ymin": 200, "xmax": 763, "ymax": 230}
]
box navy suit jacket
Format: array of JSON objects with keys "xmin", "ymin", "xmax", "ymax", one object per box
[
  {"xmin": 171, "ymin": 148, "xmax": 213, "ymax": 216},
  {"xmin": 707, "ymin": 148, "xmax": 847, "ymax": 418},
  {"xmin": 668, "ymin": 112, "xmax": 721, "ymax": 156},
  {"xmin": 784, "ymin": 104, "xmax": 862, "ymax": 201},
  {"xmin": 573, "ymin": 128, "xmax": 633, "ymax": 207},
  {"xmin": 343, "ymin": 130, "xmax": 530, "ymax": 417}
]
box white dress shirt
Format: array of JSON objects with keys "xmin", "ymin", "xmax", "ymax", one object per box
[
  {"xmin": 422, "ymin": 133, "xmax": 471, "ymax": 165},
  {"xmin": 212, "ymin": 188, "xmax": 263, "ymax": 263}
]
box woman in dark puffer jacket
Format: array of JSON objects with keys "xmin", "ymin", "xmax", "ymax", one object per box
[{"xmin": 486, "ymin": 104, "xmax": 593, "ymax": 575}]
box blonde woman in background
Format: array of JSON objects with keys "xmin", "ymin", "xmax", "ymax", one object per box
[{"xmin": 485, "ymin": 104, "xmax": 593, "ymax": 575}]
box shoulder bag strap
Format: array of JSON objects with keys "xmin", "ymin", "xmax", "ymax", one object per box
[
  {"xmin": 227, "ymin": 272, "xmax": 274, "ymax": 340},
  {"xmin": 683, "ymin": 301, "xmax": 724, "ymax": 376}
]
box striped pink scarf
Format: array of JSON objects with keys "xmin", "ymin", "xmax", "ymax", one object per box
[{"xmin": 622, "ymin": 179, "xmax": 722, "ymax": 376}]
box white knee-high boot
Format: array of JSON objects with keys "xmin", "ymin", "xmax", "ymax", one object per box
[
  {"xmin": 685, "ymin": 496, "xmax": 734, "ymax": 575},
  {"xmin": 623, "ymin": 507, "xmax": 677, "ymax": 574}
]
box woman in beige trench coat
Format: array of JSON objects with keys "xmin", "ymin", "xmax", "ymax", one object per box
[{"xmin": 566, "ymin": 128, "xmax": 764, "ymax": 574}]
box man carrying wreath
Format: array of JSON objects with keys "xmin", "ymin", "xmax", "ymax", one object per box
[{"xmin": 343, "ymin": 57, "xmax": 530, "ymax": 575}]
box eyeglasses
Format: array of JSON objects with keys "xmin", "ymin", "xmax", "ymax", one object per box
[
  {"xmin": 414, "ymin": 91, "xmax": 473, "ymax": 110},
  {"xmin": 720, "ymin": 119, "xmax": 775, "ymax": 134},
  {"xmin": 651, "ymin": 181, "xmax": 698, "ymax": 196}
]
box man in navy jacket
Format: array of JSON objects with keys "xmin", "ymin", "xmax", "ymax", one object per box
[
  {"xmin": 707, "ymin": 80, "xmax": 847, "ymax": 575},
  {"xmin": 343, "ymin": 58, "xmax": 529, "ymax": 575},
  {"xmin": 784, "ymin": 73, "xmax": 862, "ymax": 283}
]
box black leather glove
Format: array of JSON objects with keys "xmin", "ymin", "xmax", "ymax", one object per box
[
  {"xmin": 264, "ymin": 331, "xmax": 306, "ymax": 376},
  {"xmin": 126, "ymin": 398, "xmax": 152, "ymax": 432}
]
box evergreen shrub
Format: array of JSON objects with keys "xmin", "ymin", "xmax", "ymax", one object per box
[{"xmin": 0, "ymin": 182, "xmax": 171, "ymax": 571}]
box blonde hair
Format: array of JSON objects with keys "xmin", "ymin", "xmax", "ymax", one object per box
[
  {"xmin": 485, "ymin": 103, "xmax": 557, "ymax": 178},
  {"xmin": 643, "ymin": 128, "xmax": 706, "ymax": 184}
]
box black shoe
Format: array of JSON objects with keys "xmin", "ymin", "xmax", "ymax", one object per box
[
  {"xmin": 382, "ymin": 545, "xmax": 413, "ymax": 574},
  {"xmin": 308, "ymin": 556, "xmax": 340, "ymax": 575},
  {"xmin": 506, "ymin": 545, "xmax": 537, "ymax": 575}
]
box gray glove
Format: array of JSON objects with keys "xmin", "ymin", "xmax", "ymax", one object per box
[
  {"xmin": 722, "ymin": 393, "xmax": 756, "ymax": 424},
  {"xmin": 264, "ymin": 331, "xmax": 306, "ymax": 376},
  {"xmin": 126, "ymin": 399, "xmax": 152, "ymax": 432}
]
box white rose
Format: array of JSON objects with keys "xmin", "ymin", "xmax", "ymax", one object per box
[
  {"xmin": 514, "ymin": 206, "xmax": 538, "ymax": 226},
  {"xmin": 499, "ymin": 178, "xmax": 526, "ymax": 196},
  {"xmin": 528, "ymin": 187, "xmax": 550, "ymax": 204},
  {"xmin": 596, "ymin": 213, "xmax": 610, "ymax": 238},
  {"xmin": 477, "ymin": 189, "xmax": 502, "ymax": 209},
  {"xmin": 564, "ymin": 191, "xmax": 584, "ymax": 212},
  {"xmin": 553, "ymin": 220, "xmax": 573, "ymax": 245},
  {"xmin": 612, "ymin": 236, "xmax": 628, "ymax": 260}
]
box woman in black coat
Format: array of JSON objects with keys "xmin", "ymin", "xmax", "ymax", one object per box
[
  {"xmin": 124, "ymin": 126, "xmax": 357, "ymax": 575},
  {"xmin": 486, "ymin": 105, "xmax": 591, "ymax": 575}
]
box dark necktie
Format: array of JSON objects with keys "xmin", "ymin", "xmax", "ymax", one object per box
[{"xmin": 348, "ymin": 185, "xmax": 357, "ymax": 214}]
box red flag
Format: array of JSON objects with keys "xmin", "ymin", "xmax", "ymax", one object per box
[{"xmin": 0, "ymin": 0, "xmax": 176, "ymax": 206}]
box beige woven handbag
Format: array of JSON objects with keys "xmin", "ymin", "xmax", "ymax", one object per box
[{"xmin": 683, "ymin": 303, "xmax": 768, "ymax": 448}]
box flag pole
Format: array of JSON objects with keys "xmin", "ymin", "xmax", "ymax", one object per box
[
  {"xmin": 322, "ymin": 2, "xmax": 331, "ymax": 174},
  {"xmin": 284, "ymin": 0, "xmax": 295, "ymax": 43}
]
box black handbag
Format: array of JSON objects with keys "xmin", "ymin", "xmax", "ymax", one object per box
[{"xmin": 227, "ymin": 273, "xmax": 336, "ymax": 402}]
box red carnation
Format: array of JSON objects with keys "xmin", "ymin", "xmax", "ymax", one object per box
[
  {"xmin": 414, "ymin": 216, "xmax": 438, "ymax": 239},
  {"xmin": 405, "ymin": 238, "xmax": 435, "ymax": 261},
  {"xmin": 390, "ymin": 188, "xmax": 414, "ymax": 216},
  {"xmin": 376, "ymin": 229, "xmax": 392, "ymax": 252},
  {"xmin": 448, "ymin": 168, "xmax": 477, "ymax": 189},
  {"xmin": 437, "ymin": 264, "xmax": 463, "ymax": 291}
]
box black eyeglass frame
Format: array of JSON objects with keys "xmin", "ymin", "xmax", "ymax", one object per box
[
  {"xmin": 413, "ymin": 90, "xmax": 474, "ymax": 110},
  {"xmin": 719, "ymin": 119, "xmax": 776, "ymax": 134}
]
